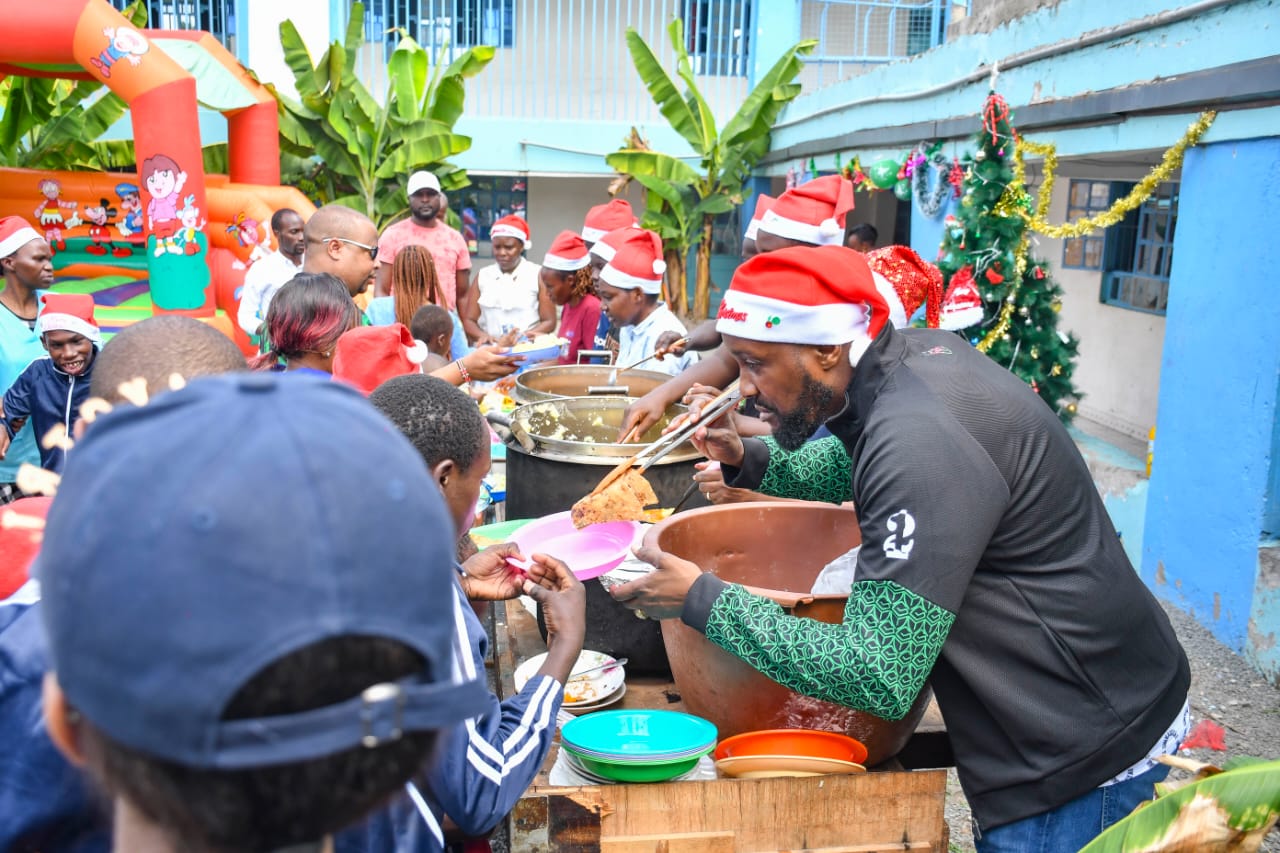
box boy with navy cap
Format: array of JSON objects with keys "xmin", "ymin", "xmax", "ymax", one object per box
[{"xmin": 37, "ymin": 374, "xmax": 493, "ymax": 852}]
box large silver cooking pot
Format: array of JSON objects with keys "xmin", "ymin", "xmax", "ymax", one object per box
[
  {"xmin": 501, "ymin": 396, "xmax": 702, "ymax": 463},
  {"xmin": 512, "ymin": 365, "xmax": 674, "ymax": 406},
  {"xmin": 490, "ymin": 396, "xmax": 707, "ymax": 676}
]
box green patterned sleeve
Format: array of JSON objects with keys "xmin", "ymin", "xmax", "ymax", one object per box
[
  {"xmin": 755, "ymin": 436, "xmax": 853, "ymax": 503},
  {"xmin": 703, "ymin": 578, "xmax": 953, "ymax": 721}
]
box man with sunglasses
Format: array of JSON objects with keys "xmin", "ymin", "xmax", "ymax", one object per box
[
  {"xmin": 374, "ymin": 171, "xmax": 472, "ymax": 320},
  {"xmin": 303, "ymin": 204, "xmax": 381, "ymax": 298}
]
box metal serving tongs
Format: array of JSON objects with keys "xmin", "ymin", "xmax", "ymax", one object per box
[
  {"xmin": 588, "ymin": 380, "xmax": 741, "ymax": 496},
  {"xmin": 603, "ymin": 337, "xmax": 690, "ymax": 388}
]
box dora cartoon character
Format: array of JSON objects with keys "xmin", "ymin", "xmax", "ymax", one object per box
[
  {"xmin": 175, "ymin": 194, "xmax": 205, "ymax": 256},
  {"xmin": 142, "ymin": 154, "xmax": 188, "ymax": 257},
  {"xmin": 34, "ymin": 179, "xmax": 80, "ymax": 253},
  {"xmin": 83, "ymin": 199, "xmax": 132, "ymax": 258},
  {"xmin": 90, "ymin": 26, "xmax": 148, "ymax": 79},
  {"xmin": 226, "ymin": 213, "xmax": 270, "ymax": 265},
  {"xmin": 115, "ymin": 182, "xmax": 142, "ymax": 237}
]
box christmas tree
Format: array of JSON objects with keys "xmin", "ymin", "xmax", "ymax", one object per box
[{"xmin": 936, "ymin": 91, "xmax": 1081, "ymax": 419}]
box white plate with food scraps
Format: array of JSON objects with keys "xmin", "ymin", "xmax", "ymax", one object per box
[{"xmin": 514, "ymin": 650, "xmax": 626, "ymax": 707}]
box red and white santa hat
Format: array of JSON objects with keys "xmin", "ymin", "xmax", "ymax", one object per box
[
  {"xmin": 743, "ymin": 194, "xmax": 775, "ymax": 242},
  {"xmin": 938, "ymin": 267, "xmax": 985, "ymax": 331},
  {"xmin": 38, "ymin": 293, "xmax": 101, "ymax": 344},
  {"xmin": 331, "ymin": 323, "xmax": 429, "ymax": 396},
  {"xmin": 599, "ymin": 229, "xmax": 666, "ymax": 295},
  {"xmin": 758, "ymin": 175, "xmax": 855, "ymax": 247},
  {"xmin": 581, "ymin": 199, "xmax": 637, "ymax": 244},
  {"xmin": 588, "ymin": 225, "xmax": 637, "ymax": 263},
  {"xmin": 0, "ymin": 215, "xmax": 42, "ymax": 259},
  {"xmin": 542, "ymin": 230, "xmax": 590, "ymax": 271},
  {"xmin": 490, "ymin": 214, "xmax": 530, "ymax": 248},
  {"xmin": 865, "ymin": 246, "xmax": 944, "ymax": 329},
  {"xmin": 0, "ymin": 496, "xmax": 52, "ymax": 600},
  {"xmin": 715, "ymin": 245, "xmax": 888, "ymax": 362}
]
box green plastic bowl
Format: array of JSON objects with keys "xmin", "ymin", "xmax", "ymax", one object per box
[{"xmin": 563, "ymin": 744, "xmax": 711, "ymax": 782}]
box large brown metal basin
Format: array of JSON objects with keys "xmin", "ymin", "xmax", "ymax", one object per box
[{"xmin": 645, "ymin": 502, "xmax": 932, "ymax": 766}]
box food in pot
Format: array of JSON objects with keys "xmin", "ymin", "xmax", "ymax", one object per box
[{"xmin": 571, "ymin": 469, "xmax": 658, "ymax": 528}]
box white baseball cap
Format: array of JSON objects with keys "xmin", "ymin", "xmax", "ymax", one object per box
[{"xmin": 407, "ymin": 171, "xmax": 441, "ymax": 195}]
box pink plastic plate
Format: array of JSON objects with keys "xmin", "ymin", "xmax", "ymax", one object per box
[{"xmin": 512, "ymin": 511, "xmax": 639, "ymax": 580}]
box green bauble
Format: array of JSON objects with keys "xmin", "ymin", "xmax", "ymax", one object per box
[
  {"xmin": 893, "ymin": 178, "xmax": 912, "ymax": 201},
  {"xmin": 868, "ymin": 159, "xmax": 901, "ymax": 189}
]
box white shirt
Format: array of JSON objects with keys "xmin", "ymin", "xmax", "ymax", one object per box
[
  {"xmin": 237, "ymin": 250, "xmax": 303, "ymax": 335},
  {"xmin": 617, "ymin": 303, "xmax": 698, "ymax": 377},
  {"xmin": 475, "ymin": 258, "xmax": 542, "ymax": 339}
]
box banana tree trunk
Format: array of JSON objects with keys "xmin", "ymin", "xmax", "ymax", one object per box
[
  {"xmin": 664, "ymin": 247, "xmax": 687, "ymax": 316},
  {"xmin": 693, "ymin": 214, "xmax": 714, "ymax": 320}
]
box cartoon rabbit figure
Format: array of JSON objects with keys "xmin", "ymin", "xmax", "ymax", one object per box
[
  {"xmin": 90, "ymin": 26, "xmax": 148, "ymax": 79},
  {"xmin": 34, "ymin": 179, "xmax": 80, "ymax": 253}
]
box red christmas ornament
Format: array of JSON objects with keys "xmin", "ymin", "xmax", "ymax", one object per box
[
  {"xmin": 983, "ymin": 92, "xmax": 1010, "ymax": 146},
  {"xmin": 948, "ymin": 158, "xmax": 966, "ymax": 199},
  {"xmin": 1033, "ymin": 266, "xmax": 1046, "ymax": 280},
  {"xmin": 985, "ymin": 268, "xmax": 1004, "ymax": 285},
  {"xmin": 1030, "ymin": 380, "xmax": 1039, "ymax": 393}
]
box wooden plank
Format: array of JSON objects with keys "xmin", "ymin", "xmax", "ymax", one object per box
[{"xmin": 601, "ymin": 831, "xmax": 736, "ymax": 852}]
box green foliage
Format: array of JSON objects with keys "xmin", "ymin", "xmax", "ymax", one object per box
[
  {"xmin": 607, "ymin": 21, "xmax": 815, "ymax": 318},
  {"xmin": 935, "ymin": 96, "xmax": 1081, "ymax": 419},
  {"xmin": 1080, "ymin": 759, "xmax": 1280, "ymax": 851},
  {"xmin": 270, "ymin": 1, "xmax": 493, "ymax": 228},
  {"xmin": 0, "ymin": 2, "xmax": 146, "ymax": 171}
]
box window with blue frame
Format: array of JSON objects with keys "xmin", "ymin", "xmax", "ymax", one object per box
[
  {"xmin": 1101, "ymin": 181, "xmax": 1179, "ymax": 315},
  {"xmin": 685, "ymin": 0, "xmax": 751, "ymax": 77},
  {"xmin": 1061, "ymin": 179, "xmax": 1110, "ymax": 271},
  {"xmin": 421, "ymin": 0, "xmax": 515, "ymax": 49}
]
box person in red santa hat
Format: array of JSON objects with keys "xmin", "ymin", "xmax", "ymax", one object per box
[
  {"xmin": 540, "ymin": 230, "xmax": 602, "ymax": 366},
  {"xmin": 609, "ymin": 244, "xmax": 1191, "ymax": 853},
  {"xmin": 596, "ymin": 228, "xmax": 696, "ymax": 378},
  {"xmin": 0, "ymin": 293, "xmax": 100, "ymax": 473},
  {"xmin": 462, "ymin": 214, "xmax": 554, "ymax": 347},
  {"xmin": 582, "ymin": 199, "xmax": 638, "ymax": 362},
  {"xmin": 330, "ymin": 323, "xmax": 433, "ymax": 396}
]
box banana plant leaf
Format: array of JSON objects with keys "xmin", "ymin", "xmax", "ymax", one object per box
[
  {"xmin": 1080, "ymin": 759, "xmax": 1280, "ymax": 852},
  {"xmin": 605, "ymin": 150, "xmax": 702, "ymax": 187},
  {"xmin": 623, "ymin": 28, "xmax": 705, "ymax": 154}
]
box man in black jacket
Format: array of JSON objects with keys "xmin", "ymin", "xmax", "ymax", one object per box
[{"xmin": 611, "ymin": 245, "xmax": 1190, "ymax": 852}]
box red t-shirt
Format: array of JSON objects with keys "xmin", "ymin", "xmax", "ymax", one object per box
[{"xmin": 557, "ymin": 293, "xmax": 602, "ymax": 365}]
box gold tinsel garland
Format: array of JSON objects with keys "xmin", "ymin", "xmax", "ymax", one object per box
[{"xmin": 1015, "ymin": 111, "xmax": 1216, "ymax": 239}]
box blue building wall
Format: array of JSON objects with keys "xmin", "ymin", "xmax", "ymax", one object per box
[{"xmin": 1143, "ymin": 137, "xmax": 1280, "ymax": 677}]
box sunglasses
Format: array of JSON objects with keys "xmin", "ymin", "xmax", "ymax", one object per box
[{"xmin": 325, "ymin": 236, "xmax": 378, "ymax": 261}]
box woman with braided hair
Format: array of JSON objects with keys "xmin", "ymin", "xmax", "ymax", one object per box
[
  {"xmin": 540, "ymin": 230, "xmax": 601, "ymax": 366},
  {"xmin": 367, "ymin": 243, "xmax": 470, "ymax": 360}
]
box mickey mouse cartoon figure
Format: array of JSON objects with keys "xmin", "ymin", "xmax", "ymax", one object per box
[{"xmin": 83, "ymin": 199, "xmax": 132, "ymax": 258}]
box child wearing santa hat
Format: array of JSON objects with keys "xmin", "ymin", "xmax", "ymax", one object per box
[
  {"xmin": 0, "ymin": 293, "xmax": 100, "ymax": 473},
  {"xmin": 540, "ymin": 230, "xmax": 602, "ymax": 366},
  {"xmin": 596, "ymin": 229, "xmax": 696, "ymax": 378},
  {"xmin": 582, "ymin": 201, "xmax": 638, "ymax": 364},
  {"xmin": 463, "ymin": 214, "xmax": 554, "ymax": 347}
]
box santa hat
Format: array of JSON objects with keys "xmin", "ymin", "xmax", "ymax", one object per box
[
  {"xmin": 490, "ymin": 214, "xmax": 530, "ymax": 248},
  {"xmin": 599, "ymin": 229, "xmax": 666, "ymax": 295},
  {"xmin": 543, "ymin": 230, "xmax": 590, "ymax": 271},
  {"xmin": 758, "ymin": 175, "xmax": 855, "ymax": 246},
  {"xmin": 588, "ymin": 225, "xmax": 637, "ymax": 263},
  {"xmin": 939, "ymin": 267, "xmax": 985, "ymax": 331},
  {"xmin": 715, "ymin": 246, "xmax": 888, "ymax": 361},
  {"xmin": 0, "ymin": 496, "xmax": 52, "ymax": 600},
  {"xmin": 743, "ymin": 194, "xmax": 775, "ymax": 242},
  {"xmin": 865, "ymin": 246, "xmax": 944, "ymax": 329},
  {"xmin": 38, "ymin": 293, "xmax": 101, "ymax": 344},
  {"xmin": 0, "ymin": 216, "xmax": 41, "ymax": 259},
  {"xmin": 581, "ymin": 199, "xmax": 637, "ymax": 244},
  {"xmin": 331, "ymin": 324, "xmax": 429, "ymax": 396}
]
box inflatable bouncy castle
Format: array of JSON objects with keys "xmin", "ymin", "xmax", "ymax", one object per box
[{"xmin": 0, "ymin": 0, "xmax": 315, "ymax": 353}]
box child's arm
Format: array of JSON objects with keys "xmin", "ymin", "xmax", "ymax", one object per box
[{"xmin": 0, "ymin": 371, "xmax": 36, "ymax": 459}]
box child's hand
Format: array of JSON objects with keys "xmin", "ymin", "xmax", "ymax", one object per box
[
  {"xmin": 523, "ymin": 554, "xmax": 586, "ymax": 684},
  {"xmin": 0, "ymin": 430, "xmax": 9, "ymax": 461},
  {"xmin": 460, "ymin": 542, "xmax": 529, "ymax": 601}
]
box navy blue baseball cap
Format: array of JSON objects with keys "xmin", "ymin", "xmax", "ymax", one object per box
[{"xmin": 37, "ymin": 373, "xmax": 489, "ymax": 769}]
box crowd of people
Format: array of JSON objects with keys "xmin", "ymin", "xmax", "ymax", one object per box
[{"xmin": 0, "ymin": 167, "xmax": 1191, "ymax": 853}]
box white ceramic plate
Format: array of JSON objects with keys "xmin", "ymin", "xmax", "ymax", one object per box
[
  {"xmin": 561, "ymin": 683, "xmax": 627, "ymax": 714},
  {"xmin": 714, "ymin": 754, "xmax": 867, "ymax": 779},
  {"xmin": 514, "ymin": 650, "xmax": 626, "ymax": 707}
]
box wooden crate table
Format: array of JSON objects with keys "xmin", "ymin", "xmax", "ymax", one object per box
[{"xmin": 493, "ymin": 600, "xmax": 951, "ymax": 853}]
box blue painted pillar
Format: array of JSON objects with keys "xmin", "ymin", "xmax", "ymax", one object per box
[
  {"xmin": 1142, "ymin": 137, "xmax": 1280, "ymax": 660},
  {"xmin": 749, "ymin": 0, "xmax": 801, "ymax": 89}
]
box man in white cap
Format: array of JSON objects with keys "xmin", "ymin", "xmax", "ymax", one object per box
[
  {"xmin": 374, "ymin": 171, "xmax": 472, "ymax": 319},
  {"xmin": 0, "ymin": 216, "xmax": 54, "ymax": 503}
]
